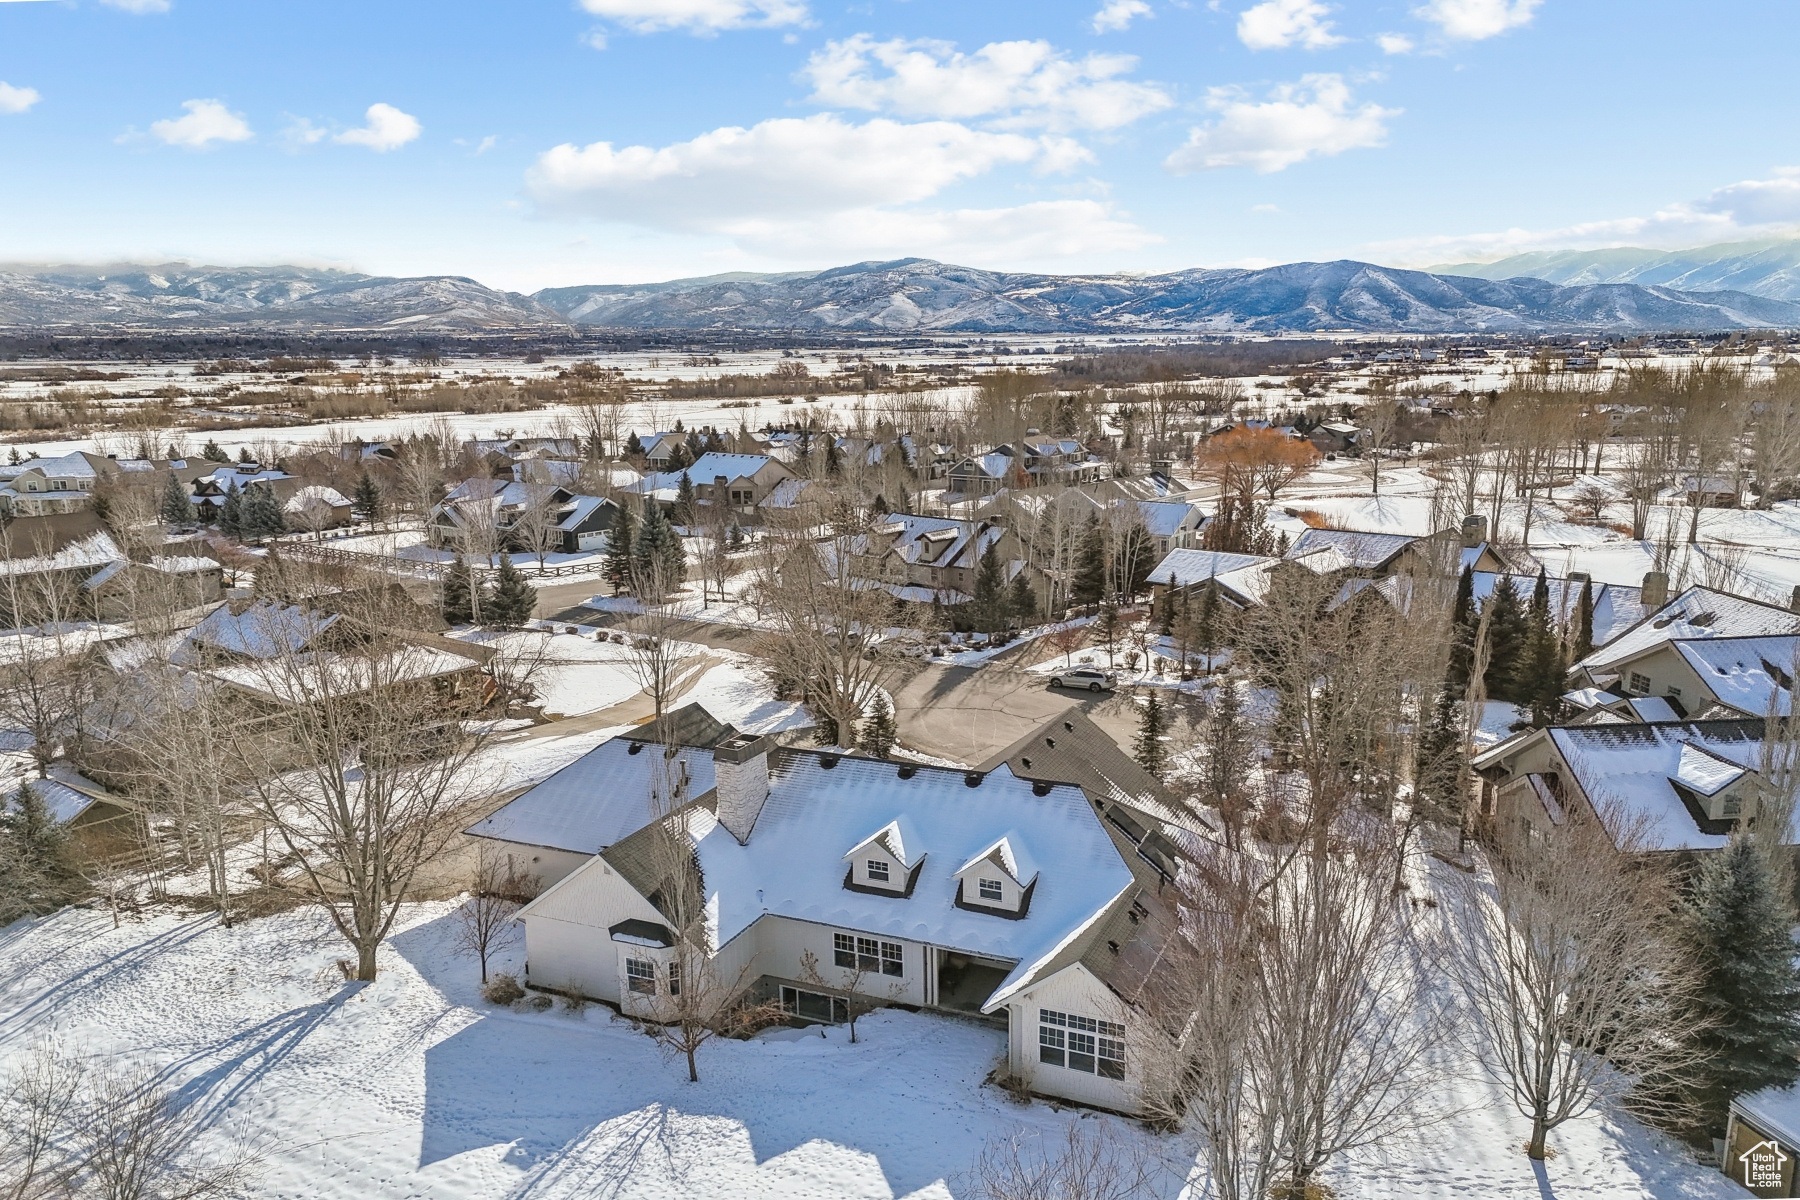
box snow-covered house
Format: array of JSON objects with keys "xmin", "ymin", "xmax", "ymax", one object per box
[
  {"xmin": 1472, "ymin": 718, "xmax": 1777, "ymax": 853},
  {"xmin": 1136, "ymin": 500, "xmax": 1207, "ymax": 561},
  {"xmin": 946, "ymin": 440, "xmax": 1103, "ymax": 500},
  {"xmin": 515, "ymin": 735, "xmax": 1180, "ymax": 1112},
  {"xmin": 845, "ymin": 513, "xmax": 1038, "ymax": 608},
  {"xmin": 8, "ymin": 765, "xmax": 145, "ymax": 859},
  {"xmin": 1569, "ymin": 586, "xmax": 1800, "ymax": 698},
  {"xmin": 433, "ymin": 480, "xmax": 621, "ymax": 553},
  {"xmin": 623, "ymin": 453, "xmax": 795, "ymax": 522},
  {"xmin": 284, "ymin": 485, "xmax": 354, "ymax": 530},
  {"xmin": 1146, "ymin": 549, "xmax": 1277, "ymax": 603}
]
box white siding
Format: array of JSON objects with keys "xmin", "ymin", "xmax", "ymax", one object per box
[
  {"xmin": 1003, "ymin": 965, "xmax": 1142, "ymax": 1113},
  {"xmin": 954, "ymin": 864, "xmax": 1024, "ymax": 913},
  {"xmin": 479, "ymin": 841, "xmax": 592, "ymax": 891},
  {"xmin": 850, "ymin": 848, "xmax": 905, "ymax": 892},
  {"xmin": 744, "ymin": 915, "xmax": 928, "ymax": 1008},
  {"xmin": 518, "ymin": 854, "xmax": 668, "ymax": 1005}
]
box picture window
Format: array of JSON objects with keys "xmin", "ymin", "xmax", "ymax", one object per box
[
  {"xmin": 626, "ymin": 958, "xmax": 656, "ymax": 995},
  {"xmin": 1039, "ymin": 1009, "xmax": 1124, "ymax": 1077}
]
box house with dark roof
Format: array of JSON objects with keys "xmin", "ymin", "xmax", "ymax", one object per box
[{"xmin": 514, "ymin": 733, "xmax": 1191, "ymax": 1111}]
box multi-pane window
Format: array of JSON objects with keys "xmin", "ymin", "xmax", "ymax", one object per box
[
  {"xmin": 626, "ymin": 958, "xmax": 656, "ymax": 995},
  {"xmin": 1628, "ymin": 672, "xmax": 1651, "ymax": 695},
  {"xmin": 1039, "ymin": 1009, "xmax": 1125, "ymax": 1080},
  {"xmin": 667, "ymin": 961, "xmax": 682, "ymax": 996},
  {"xmin": 867, "ymin": 858, "xmax": 891, "ymax": 883},
  {"xmin": 833, "ymin": 932, "xmax": 903, "ymax": 976},
  {"xmin": 978, "ymin": 878, "xmax": 1004, "ymax": 902}
]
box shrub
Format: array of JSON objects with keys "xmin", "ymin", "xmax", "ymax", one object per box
[
  {"xmin": 525, "ymin": 993, "xmax": 553, "ymax": 1012},
  {"xmin": 481, "ymin": 973, "xmax": 525, "ymax": 1006}
]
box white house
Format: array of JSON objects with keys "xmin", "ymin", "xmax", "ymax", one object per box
[{"xmin": 513, "ymin": 732, "xmax": 1181, "ymax": 1112}]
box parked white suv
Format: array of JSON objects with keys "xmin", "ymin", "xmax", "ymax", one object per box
[{"xmin": 1047, "ymin": 665, "xmax": 1116, "ymax": 692}]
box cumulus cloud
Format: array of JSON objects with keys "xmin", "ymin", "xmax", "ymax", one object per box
[
  {"xmin": 525, "ymin": 113, "xmax": 1151, "ymax": 262},
  {"xmin": 1164, "ymin": 74, "xmax": 1396, "ymax": 174},
  {"xmin": 577, "ymin": 0, "xmax": 807, "ymax": 35},
  {"xmin": 1237, "ymin": 0, "xmax": 1343, "ymax": 50},
  {"xmin": 334, "ymin": 103, "xmax": 422, "ymax": 151},
  {"xmin": 1091, "ymin": 0, "xmax": 1151, "ymax": 33},
  {"xmin": 801, "ymin": 35, "xmax": 1170, "ymax": 132},
  {"xmin": 1700, "ymin": 168, "xmax": 1800, "ymax": 226},
  {"xmin": 1413, "ymin": 0, "xmax": 1540, "ymax": 41},
  {"xmin": 0, "ymin": 82, "xmax": 40, "ymax": 114},
  {"xmin": 149, "ymin": 99, "xmax": 252, "ymax": 149},
  {"xmin": 1377, "ymin": 33, "xmax": 1415, "ymax": 53}
]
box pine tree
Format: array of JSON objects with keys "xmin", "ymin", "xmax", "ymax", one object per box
[
  {"xmin": 0, "ymin": 785, "xmax": 74, "ymax": 923},
  {"xmin": 441, "ymin": 553, "xmax": 475, "ymax": 625},
  {"xmin": 674, "ymin": 472, "xmax": 697, "ymax": 528},
  {"xmin": 1574, "ymin": 579, "xmax": 1595, "ymax": 662},
  {"xmin": 219, "ymin": 482, "xmax": 243, "ymax": 539},
  {"xmin": 625, "ymin": 432, "xmax": 645, "ymax": 458},
  {"xmin": 1133, "ymin": 690, "xmax": 1169, "ymax": 779},
  {"xmin": 1195, "ymin": 585, "xmax": 1220, "ymax": 673},
  {"xmin": 237, "ymin": 446, "xmax": 255, "ymax": 464},
  {"xmin": 971, "ymin": 542, "xmax": 1007, "ymax": 632},
  {"xmin": 605, "ymin": 503, "xmax": 636, "ymax": 596},
  {"xmin": 1448, "ymin": 564, "xmax": 1476, "ymax": 687},
  {"xmin": 1682, "ymin": 835, "xmax": 1800, "ymax": 1133},
  {"xmin": 490, "ymin": 554, "xmax": 537, "ymax": 627},
  {"xmin": 1199, "ymin": 681, "xmax": 1256, "ymax": 846},
  {"xmin": 1071, "ymin": 513, "xmax": 1107, "ymax": 611},
  {"xmin": 1414, "ymin": 683, "xmax": 1466, "ymax": 822},
  {"xmin": 858, "ymin": 693, "xmax": 898, "ymax": 758},
  {"xmin": 1008, "ymin": 570, "xmax": 1036, "ymax": 625},
  {"xmin": 242, "ymin": 485, "xmax": 285, "ymax": 542},
  {"xmin": 1481, "ymin": 575, "xmax": 1529, "ymax": 702},
  {"xmin": 5, "ymin": 447, "xmax": 19, "ymax": 466},
  {"xmin": 825, "ymin": 437, "xmax": 843, "ymax": 477},
  {"xmin": 352, "ymin": 471, "xmax": 384, "ymax": 526},
  {"xmin": 159, "ymin": 471, "xmax": 193, "ymax": 526},
  {"xmin": 633, "ymin": 499, "xmax": 686, "ymax": 596},
  {"xmin": 200, "ymin": 438, "xmax": 229, "ymax": 463}
]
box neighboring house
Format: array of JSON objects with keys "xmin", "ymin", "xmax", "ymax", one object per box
[
  {"xmin": 638, "ymin": 432, "xmax": 687, "ymax": 469},
  {"xmin": 1146, "ymin": 549, "xmax": 1277, "ymax": 603},
  {"xmin": 1307, "ymin": 422, "xmax": 1366, "ymax": 455},
  {"xmin": 1564, "ymin": 633, "xmax": 1800, "ymax": 719},
  {"xmin": 1284, "ymin": 528, "xmax": 1430, "ymax": 576},
  {"xmin": 434, "ymin": 480, "xmax": 621, "ymax": 554},
  {"xmin": 1471, "ymin": 718, "xmax": 1774, "ymax": 853},
  {"xmin": 1727, "ymin": 1086, "xmax": 1800, "ymax": 1196},
  {"xmin": 9, "ymin": 765, "xmax": 146, "ymax": 861},
  {"xmin": 285, "ymin": 485, "xmax": 354, "ymax": 530},
  {"xmin": 1136, "ymin": 500, "xmax": 1207, "ymax": 561},
  {"xmin": 946, "ymin": 440, "xmax": 1104, "ymax": 499},
  {"xmin": 0, "ymin": 452, "xmax": 114, "ymax": 515},
  {"xmin": 1681, "ymin": 475, "xmax": 1740, "ymax": 508},
  {"xmin": 624, "ymin": 453, "xmax": 796, "ymax": 522},
  {"xmin": 1569, "ymin": 586, "xmax": 1800, "ymax": 693},
  {"xmin": 515, "ymin": 736, "xmax": 1181, "ymax": 1112},
  {"xmin": 849, "ymin": 513, "xmax": 1034, "ymax": 607},
  {"xmin": 946, "ymin": 449, "xmax": 1025, "ymax": 499},
  {"xmin": 466, "ymin": 703, "xmax": 737, "ymax": 887},
  {"xmin": 0, "ymin": 523, "xmax": 221, "ymax": 620},
  {"xmin": 192, "ymin": 463, "xmax": 300, "ymax": 511},
  {"xmin": 81, "ymin": 555, "xmax": 223, "ymax": 620}
]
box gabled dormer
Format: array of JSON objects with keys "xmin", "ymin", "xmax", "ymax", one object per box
[
  {"xmin": 842, "ymin": 817, "xmax": 925, "ymax": 896},
  {"xmin": 954, "ymin": 835, "xmax": 1038, "ymax": 918},
  {"xmin": 1668, "ymin": 741, "xmax": 1758, "ymax": 832}
]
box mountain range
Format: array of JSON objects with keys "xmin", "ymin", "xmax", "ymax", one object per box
[
  {"xmin": 1428, "ymin": 237, "xmax": 1800, "ymax": 301},
  {"xmin": 5, "ymin": 251, "xmax": 1800, "ymax": 335}
]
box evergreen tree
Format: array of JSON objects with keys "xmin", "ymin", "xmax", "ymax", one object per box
[
  {"xmin": 1094, "ymin": 596, "xmax": 1122, "ymax": 665},
  {"xmin": 858, "ymin": 693, "xmax": 898, "ymax": 758},
  {"xmin": 625, "ymin": 432, "xmax": 645, "ymax": 458},
  {"xmin": 971, "ymin": 542, "xmax": 1008, "ymax": 632},
  {"xmin": 0, "ymin": 785, "xmax": 74, "ymax": 924},
  {"xmin": 604, "ymin": 503, "xmax": 637, "ymax": 596},
  {"xmin": 665, "ymin": 441, "xmax": 692, "ymax": 473},
  {"xmin": 1574, "ymin": 579, "xmax": 1595, "ymax": 662},
  {"xmin": 1529, "ymin": 567, "xmax": 1551, "ymax": 629},
  {"xmin": 825, "ymin": 437, "xmax": 843, "ymax": 477},
  {"xmin": 1199, "ymin": 681, "xmax": 1256, "ymax": 846},
  {"xmin": 1007, "ymin": 570, "xmax": 1037, "ymax": 625},
  {"xmin": 1447, "ymin": 565, "xmax": 1476, "ymax": 687},
  {"xmin": 1195, "ymin": 585, "xmax": 1220, "ymax": 673},
  {"xmin": 1133, "ymin": 690, "xmax": 1170, "ymax": 779},
  {"xmin": 1481, "ymin": 575, "xmax": 1529, "ymax": 702},
  {"xmin": 200, "ymin": 438, "xmax": 230, "ymax": 463},
  {"xmin": 490, "ymin": 554, "xmax": 537, "ymax": 626},
  {"xmin": 1414, "ymin": 683, "xmax": 1467, "ymax": 823},
  {"xmin": 219, "ymin": 482, "xmax": 244, "ymax": 539},
  {"xmin": 1523, "ymin": 627, "xmax": 1567, "ymax": 729},
  {"xmin": 1155, "ymin": 587, "xmax": 1175, "ymax": 636},
  {"xmin": 352, "ymin": 471, "xmax": 384, "ymax": 526},
  {"xmin": 5, "ymin": 446, "xmax": 19, "ymax": 466},
  {"xmin": 237, "ymin": 446, "xmax": 254, "ymax": 464},
  {"xmin": 159, "ymin": 471, "xmax": 193, "ymax": 526},
  {"xmin": 727, "ymin": 521, "xmax": 747, "ymax": 551},
  {"xmin": 241, "ymin": 485, "xmax": 285, "ymax": 542},
  {"xmin": 441, "ymin": 553, "xmax": 475, "ymax": 625},
  {"xmin": 674, "ymin": 472, "xmax": 697, "ymax": 528},
  {"xmin": 633, "ymin": 499, "xmax": 686, "ymax": 596},
  {"xmin": 1682, "ymin": 835, "xmax": 1800, "ymax": 1133},
  {"xmin": 1070, "ymin": 513, "xmax": 1107, "ymax": 611}
]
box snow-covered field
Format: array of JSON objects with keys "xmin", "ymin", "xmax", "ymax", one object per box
[{"xmin": 0, "ymin": 893, "xmax": 1743, "ymax": 1200}]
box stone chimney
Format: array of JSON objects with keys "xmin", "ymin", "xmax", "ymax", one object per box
[
  {"xmin": 1461, "ymin": 514, "xmax": 1488, "ymax": 548},
  {"xmin": 1641, "ymin": 570, "xmax": 1669, "ymax": 609},
  {"xmin": 713, "ymin": 732, "xmax": 775, "ymax": 844},
  {"xmin": 1569, "ymin": 571, "xmax": 1590, "ymax": 586}
]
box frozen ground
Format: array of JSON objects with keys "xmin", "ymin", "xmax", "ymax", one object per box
[{"xmin": 0, "ymin": 887, "xmax": 1743, "ymax": 1200}]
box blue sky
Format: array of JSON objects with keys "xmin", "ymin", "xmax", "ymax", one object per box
[{"xmin": 2, "ymin": 0, "xmax": 1798, "ymax": 290}]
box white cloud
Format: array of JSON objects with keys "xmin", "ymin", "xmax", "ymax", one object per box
[
  {"xmin": 1377, "ymin": 32, "xmax": 1415, "ymax": 53},
  {"xmin": 149, "ymin": 99, "xmax": 252, "ymax": 149},
  {"xmin": 801, "ymin": 35, "xmax": 1171, "ymax": 132},
  {"xmin": 0, "ymin": 82, "xmax": 40, "ymax": 114},
  {"xmin": 1237, "ymin": 0, "xmax": 1343, "ymax": 50},
  {"xmin": 335, "ymin": 103, "xmax": 421, "ymax": 152},
  {"xmin": 1700, "ymin": 167, "xmax": 1800, "ymax": 226},
  {"xmin": 1164, "ymin": 74, "xmax": 1396, "ymax": 174},
  {"xmin": 99, "ymin": 0, "xmax": 170, "ymax": 11},
  {"xmin": 523, "ymin": 112, "xmax": 1151, "ymax": 263},
  {"xmin": 1091, "ymin": 0, "xmax": 1151, "ymax": 33},
  {"xmin": 281, "ymin": 117, "xmax": 328, "ymax": 147},
  {"xmin": 1413, "ymin": 0, "xmax": 1540, "ymax": 41},
  {"xmin": 577, "ymin": 0, "xmax": 807, "ymax": 35}
]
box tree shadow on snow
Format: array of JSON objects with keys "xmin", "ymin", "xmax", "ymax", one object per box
[{"xmin": 0, "ymin": 916, "xmax": 217, "ymax": 1047}]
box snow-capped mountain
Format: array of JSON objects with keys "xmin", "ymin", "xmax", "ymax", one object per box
[
  {"xmin": 3, "ymin": 257, "xmax": 1798, "ymax": 333},
  {"xmin": 1429, "ymin": 238, "xmax": 1800, "ymax": 302}
]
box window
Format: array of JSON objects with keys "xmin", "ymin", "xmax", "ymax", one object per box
[
  {"xmin": 626, "ymin": 958, "xmax": 656, "ymax": 995},
  {"xmin": 1039, "ymin": 1009, "xmax": 1125, "ymax": 1078},
  {"xmin": 1628, "ymin": 672, "xmax": 1651, "ymax": 695},
  {"xmin": 978, "ymin": 878, "xmax": 1004, "ymax": 903},
  {"xmin": 781, "ymin": 986, "xmax": 848, "ymax": 1023},
  {"xmin": 1723, "ymin": 794, "xmax": 1743, "ymax": 818},
  {"xmin": 867, "ymin": 858, "xmax": 891, "ymax": 883},
  {"xmin": 833, "ymin": 932, "xmax": 903, "ymax": 976},
  {"xmin": 667, "ymin": 961, "xmax": 681, "ymax": 996},
  {"xmin": 1666, "ymin": 686, "xmax": 1681, "ymax": 700}
]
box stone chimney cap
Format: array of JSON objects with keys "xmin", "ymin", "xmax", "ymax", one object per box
[{"xmin": 714, "ymin": 731, "xmax": 774, "ymax": 765}]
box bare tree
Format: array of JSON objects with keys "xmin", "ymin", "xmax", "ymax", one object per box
[
  {"xmin": 1446, "ymin": 805, "xmax": 1704, "ymax": 1159},
  {"xmin": 454, "ymin": 849, "xmax": 533, "ymax": 983},
  {"xmin": 509, "ymin": 481, "xmax": 563, "ymax": 570},
  {"xmin": 623, "ymin": 560, "xmax": 703, "ymax": 737},
  {"xmin": 0, "ymin": 1042, "xmax": 84, "ymax": 1200},
  {"xmin": 962, "ymin": 1124, "xmax": 1159, "ymax": 1200},
  {"xmin": 234, "ymin": 588, "xmax": 497, "ymax": 980},
  {"xmin": 797, "ymin": 946, "xmax": 902, "ymax": 1045},
  {"xmin": 1359, "ymin": 400, "xmax": 1400, "ymax": 495},
  {"xmin": 77, "ymin": 1062, "xmax": 259, "ymax": 1200},
  {"xmin": 0, "ymin": 564, "xmax": 102, "ymax": 779}
]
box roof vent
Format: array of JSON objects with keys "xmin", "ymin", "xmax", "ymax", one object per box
[
  {"xmin": 1107, "ymin": 941, "xmax": 1120, "ymax": 954},
  {"xmin": 1032, "ymin": 782, "xmax": 1052, "ymax": 797},
  {"xmin": 1044, "ymin": 737, "xmax": 1056, "ymax": 749},
  {"xmin": 627, "ymin": 742, "xmax": 643, "ymax": 755},
  {"xmin": 964, "ymin": 772, "xmax": 985, "ymax": 788},
  {"xmin": 897, "ymin": 765, "xmax": 917, "ymax": 779},
  {"xmin": 1063, "ymin": 721, "xmax": 1074, "ymax": 732},
  {"xmin": 819, "ymin": 753, "xmax": 839, "ymax": 769}
]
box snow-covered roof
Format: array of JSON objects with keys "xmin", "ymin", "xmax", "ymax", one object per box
[
  {"xmin": 684, "ymin": 452, "xmax": 777, "ymax": 484},
  {"xmin": 759, "ymin": 478, "xmax": 812, "ymax": 509},
  {"xmin": 1626, "ymin": 696, "xmax": 1681, "ymax": 722},
  {"xmin": 468, "ymin": 738, "xmax": 720, "ymax": 855},
  {"xmin": 843, "ymin": 816, "xmax": 925, "ymax": 871},
  {"xmin": 1673, "ymin": 741, "xmax": 1745, "ymax": 796},
  {"xmin": 872, "ymin": 513, "xmax": 1000, "ymax": 571},
  {"xmin": 1578, "ymin": 586, "xmax": 1800, "ymax": 673},
  {"xmin": 1469, "ymin": 572, "xmax": 1645, "ymax": 648},
  {"xmin": 204, "ymin": 645, "xmax": 474, "ymax": 704},
  {"xmin": 1545, "ymin": 721, "xmax": 1769, "ymax": 851},
  {"xmin": 955, "ymin": 834, "xmax": 1039, "ymax": 887},
  {"xmin": 1136, "ymin": 500, "xmax": 1201, "ymax": 538},
  {"xmin": 1674, "ymin": 634, "xmax": 1799, "ymax": 717},
  {"xmin": 285, "ymin": 485, "xmax": 351, "ymax": 512},
  {"xmin": 8, "ymin": 452, "xmax": 101, "ymax": 481},
  {"xmin": 1147, "ymin": 549, "xmax": 1273, "ymax": 589},
  {"xmin": 0, "ymin": 531, "xmax": 122, "ymax": 578},
  {"xmin": 666, "ymin": 752, "xmax": 1134, "ymax": 998},
  {"xmin": 187, "ymin": 600, "xmax": 337, "ymax": 659},
  {"xmin": 1286, "ymin": 528, "xmax": 1418, "ymax": 569}
]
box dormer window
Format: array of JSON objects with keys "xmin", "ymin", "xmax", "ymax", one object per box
[
  {"xmin": 842, "ymin": 818, "xmax": 925, "ymax": 896},
  {"xmin": 978, "ymin": 878, "xmax": 1003, "ymax": 902},
  {"xmin": 867, "ymin": 859, "xmax": 890, "ymax": 883},
  {"xmin": 954, "ymin": 835, "xmax": 1038, "ymax": 918}
]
